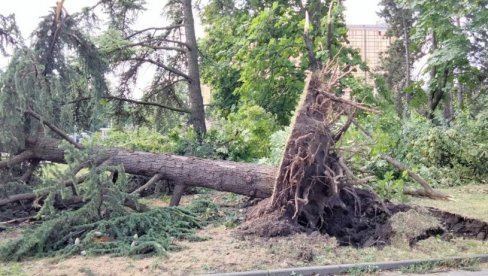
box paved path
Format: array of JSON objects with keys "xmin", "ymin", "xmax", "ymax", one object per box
[{"xmin": 386, "ymin": 270, "xmax": 488, "ymax": 275}]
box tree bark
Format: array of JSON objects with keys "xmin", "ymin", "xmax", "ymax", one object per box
[
  {"xmin": 27, "ymin": 137, "xmax": 275, "ymax": 198},
  {"xmin": 401, "ymin": 8, "xmax": 411, "ymax": 118},
  {"xmin": 182, "ymin": 0, "xmax": 207, "ymax": 137},
  {"xmin": 169, "ymin": 183, "xmax": 186, "ymax": 206}
]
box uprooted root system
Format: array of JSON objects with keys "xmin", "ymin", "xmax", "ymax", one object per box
[{"xmin": 239, "ymin": 63, "xmax": 488, "ymax": 248}]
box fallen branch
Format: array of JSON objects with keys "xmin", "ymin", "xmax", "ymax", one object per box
[
  {"xmin": 0, "ymin": 150, "xmax": 34, "ymax": 169},
  {"xmin": 0, "ymin": 192, "xmax": 36, "ymax": 206},
  {"xmin": 382, "ymin": 154, "xmax": 449, "ymax": 200},
  {"xmin": 351, "ymin": 119, "xmax": 449, "ymax": 200},
  {"xmin": 131, "ymin": 173, "xmax": 164, "ymax": 196},
  {"xmin": 0, "ymin": 216, "xmax": 36, "ymax": 225},
  {"xmin": 24, "ymin": 109, "xmax": 83, "ymax": 149}
]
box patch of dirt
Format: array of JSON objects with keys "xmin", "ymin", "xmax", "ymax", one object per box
[
  {"xmin": 429, "ymin": 208, "xmax": 488, "ymax": 240},
  {"xmin": 18, "ymin": 226, "xmax": 332, "ymax": 275},
  {"xmin": 315, "ymin": 188, "xmax": 408, "ymax": 247},
  {"xmin": 4, "ymin": 190, "xmax": 488, "ymax": 275}
]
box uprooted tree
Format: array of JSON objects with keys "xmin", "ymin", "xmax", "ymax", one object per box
[
  {"xmin": 2, "ymin": 57, "xmax": 488, "ymax": 259},
  {"xmin": 1, "ymin": 0, "xmax": 487, "ymax": 262}
]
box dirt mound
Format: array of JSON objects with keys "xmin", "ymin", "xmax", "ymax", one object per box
[
  {"xmin": 238, "ymin": 199, "xmax": 305, "ymax": 237},
  {"xmin": 428, "ymin": 208, "xmax": 488, "ymax": 240},
  {"xmin": 240, "ymin": 187, "xmax": 488, "ymax": 248},
  {"xmin": 314, "ymin": 188, "xmax": 404, "ymax": 247},
  {"xmin": 239, "ymin": 64, "xmax": 488, "ymax": 249}
]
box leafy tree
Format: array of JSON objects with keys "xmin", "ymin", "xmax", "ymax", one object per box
[
  {"xmin": 200, "ymin": 0, "xmax": 364, "ymax": 125},
  {"xmin": 0, "ymin": 4, "xmax": 108, "ymax": 154},
  {"xmin": 378, "ymin": 0, "xmax": 416, "ymax": 118},
  {"xmin": 390, "ymin": 0, "xmax": 488, "ymax": 120}
]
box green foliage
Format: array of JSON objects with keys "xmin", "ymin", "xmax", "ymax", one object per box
[
  {"xmin": 0, "ymin": 9, "xmax": 109, "ymax": 153},
  {"xmin": 205, "ymin": 104, "xmax": 278, "ymax": 161},
  {"xmin": 345, "ymin": 265, "xmax": 380, "ymax": 276},
  {"xmin": 258, "ymin": 126, "xmax": 291, "ymax": 166},
  {"xmin": 201, "ymin": 0, "xmax": 364, "ymax": 126},
  {"xmin": 92, "ymin": 127, "xmax": 178, "ymax": 153},
  {"xmin": 346, "ymin": 101, "xmax": 488, "ymax": 200},
  {"xmin": 400, "ymin": 262, "xmax": 436, "ymax": 274},
  {"xmin": 401, "ymin": 111, "xmax": 488, "ymax": 186},
  {"xmin": 94, "ymin": 104, "xmax": 277, "ymax": 162},
  {"xmin": 374, "ymin": 170, "xmax": 408, "ymax": 202},
  {"xmin": 0, "ymin": 14, "xmax": 22, "ymax": 56},
  {"xmin": 0, "ymin": 144, "xmax": 201, "ymax": 261},
  {"xmin": 0, "ymin": 263, "xmax": 25, "ymax": 276},
  {"xmin": 186, "ymin": 199, "xmax": 221, "ymax": 224},
  {"xmin": 94, "ymin": 28, "xmax": 135, "ymax": 61},
  {"xmin": 185, "ymin": 197, "xmax": 241, "ymax": 229}
]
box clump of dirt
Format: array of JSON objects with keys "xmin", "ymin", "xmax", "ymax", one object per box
[
  {"xmin": 238, "ymin": 199, "xmax": 304, "ymax": 237},
  {"xmin": 428, "ymin": 208, "xmax": 488, "ymax": 240},
  {"xmin": 314, "ymin": 188, "xmax": 404, "ymax": 247},
  {"xmin": 390, "ymin": 208, "xmax": 443, "ymax": 246},
  {"xmin": 240, "ymin": 187, "xmax": 488, "ymax": 249}
]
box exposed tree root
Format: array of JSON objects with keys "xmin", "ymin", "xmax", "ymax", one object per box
[{"xmin": 240, "ymin": 63, "xmax": 482, "ymax": 248}]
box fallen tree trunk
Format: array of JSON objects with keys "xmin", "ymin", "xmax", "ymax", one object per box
[{"xmin": 26, "ymin": 137, "xmax": 275, "ymax": 199}]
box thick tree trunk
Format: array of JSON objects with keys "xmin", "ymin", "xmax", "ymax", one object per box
[
  {"xmin": 183, "ymin": 0, "xmax": 207, "ymax": 136},
  {"xmin": 27, "ymin": 137, "xmax": 274, "ymax": 198}
]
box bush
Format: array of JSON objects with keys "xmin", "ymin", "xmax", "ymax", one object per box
[
  {"xmin": 93, "ymin": 104, "xmax": 278, "ymax": 162},
  {"xmin": 402, "ymin": 111, "xmax": 488, "ymax": 186}
]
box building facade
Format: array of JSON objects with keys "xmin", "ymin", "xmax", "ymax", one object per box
[{"xmin": 347, "ymin": 24, "xmax": 392, "ymax": 82}]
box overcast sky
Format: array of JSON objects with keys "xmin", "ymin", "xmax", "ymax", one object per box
[{"xmin": 1, "ymin": 0, "xmax": 382, "ymax": 44}]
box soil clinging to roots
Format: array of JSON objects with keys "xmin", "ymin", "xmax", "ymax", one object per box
[{"xmin": 239, "ymin": 63, "xmax": 488, "ymax": 248}]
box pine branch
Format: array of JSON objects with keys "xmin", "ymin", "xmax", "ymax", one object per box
[
  {"xmin": 66, "ymin": 96, "xmax": 190, "ymax": 113},
  {"xmin": 24, "ymin": 109, "xmax": 84, "ymax": 149},
  {"xmin": 125, "ymin": 25, "xmax": 184, "ymax": 40},
  {"xmin": 0, "ymin": 151, "xmax": 34, "ymax": 169},
  {"xmin": 129, "ymin": 58, "xmax": 191, "ymax": 80},
  {"xmin": 108, "ymin": 42, "xmax": 187, "ymax": 54}
]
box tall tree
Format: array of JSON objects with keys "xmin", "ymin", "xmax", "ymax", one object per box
[
  {"xmin": 395, "ymin": 0, "xmax": 488, "ymax": 120},
  {"xmin": 378, "ymin": 0, "xmax": 415, "ymax": 118},
  {"xmin": 182, "ymin": 0, "xmax": 206, "ymax": 135},
  {"xmin": 91, "ymin": 0, "xmax": 206, "ymax": 135},
  {"xmin": 200, "ymin": 0, "xmax": 364, "ymax": 125}
]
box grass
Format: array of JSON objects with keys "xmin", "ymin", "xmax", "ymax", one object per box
[
  {"xmin": 400, "ymin": 262, "xmax": 437, "ymax": 274},
  {"xmin": 400, "ymin": 258, "xmax": 482, "ymax": 274},
  {"xmin": 1, "ymin": 186, "xmax": 488, "ymax": 275},
  {"xmin": 409, "ymin": 185, "xmax": 488, "ymax": 221},
  {"xmin": 345, "ymin": 265, "xmax": 380, "ymax": 276},
  {"xmin": 0, "ymin": 263, "xmax": 26, "ymax": 276}
]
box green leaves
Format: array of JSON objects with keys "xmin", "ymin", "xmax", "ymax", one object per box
[{"xmin": 200, "ymin": 0, "xmax": 361, "ymax": 126}]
